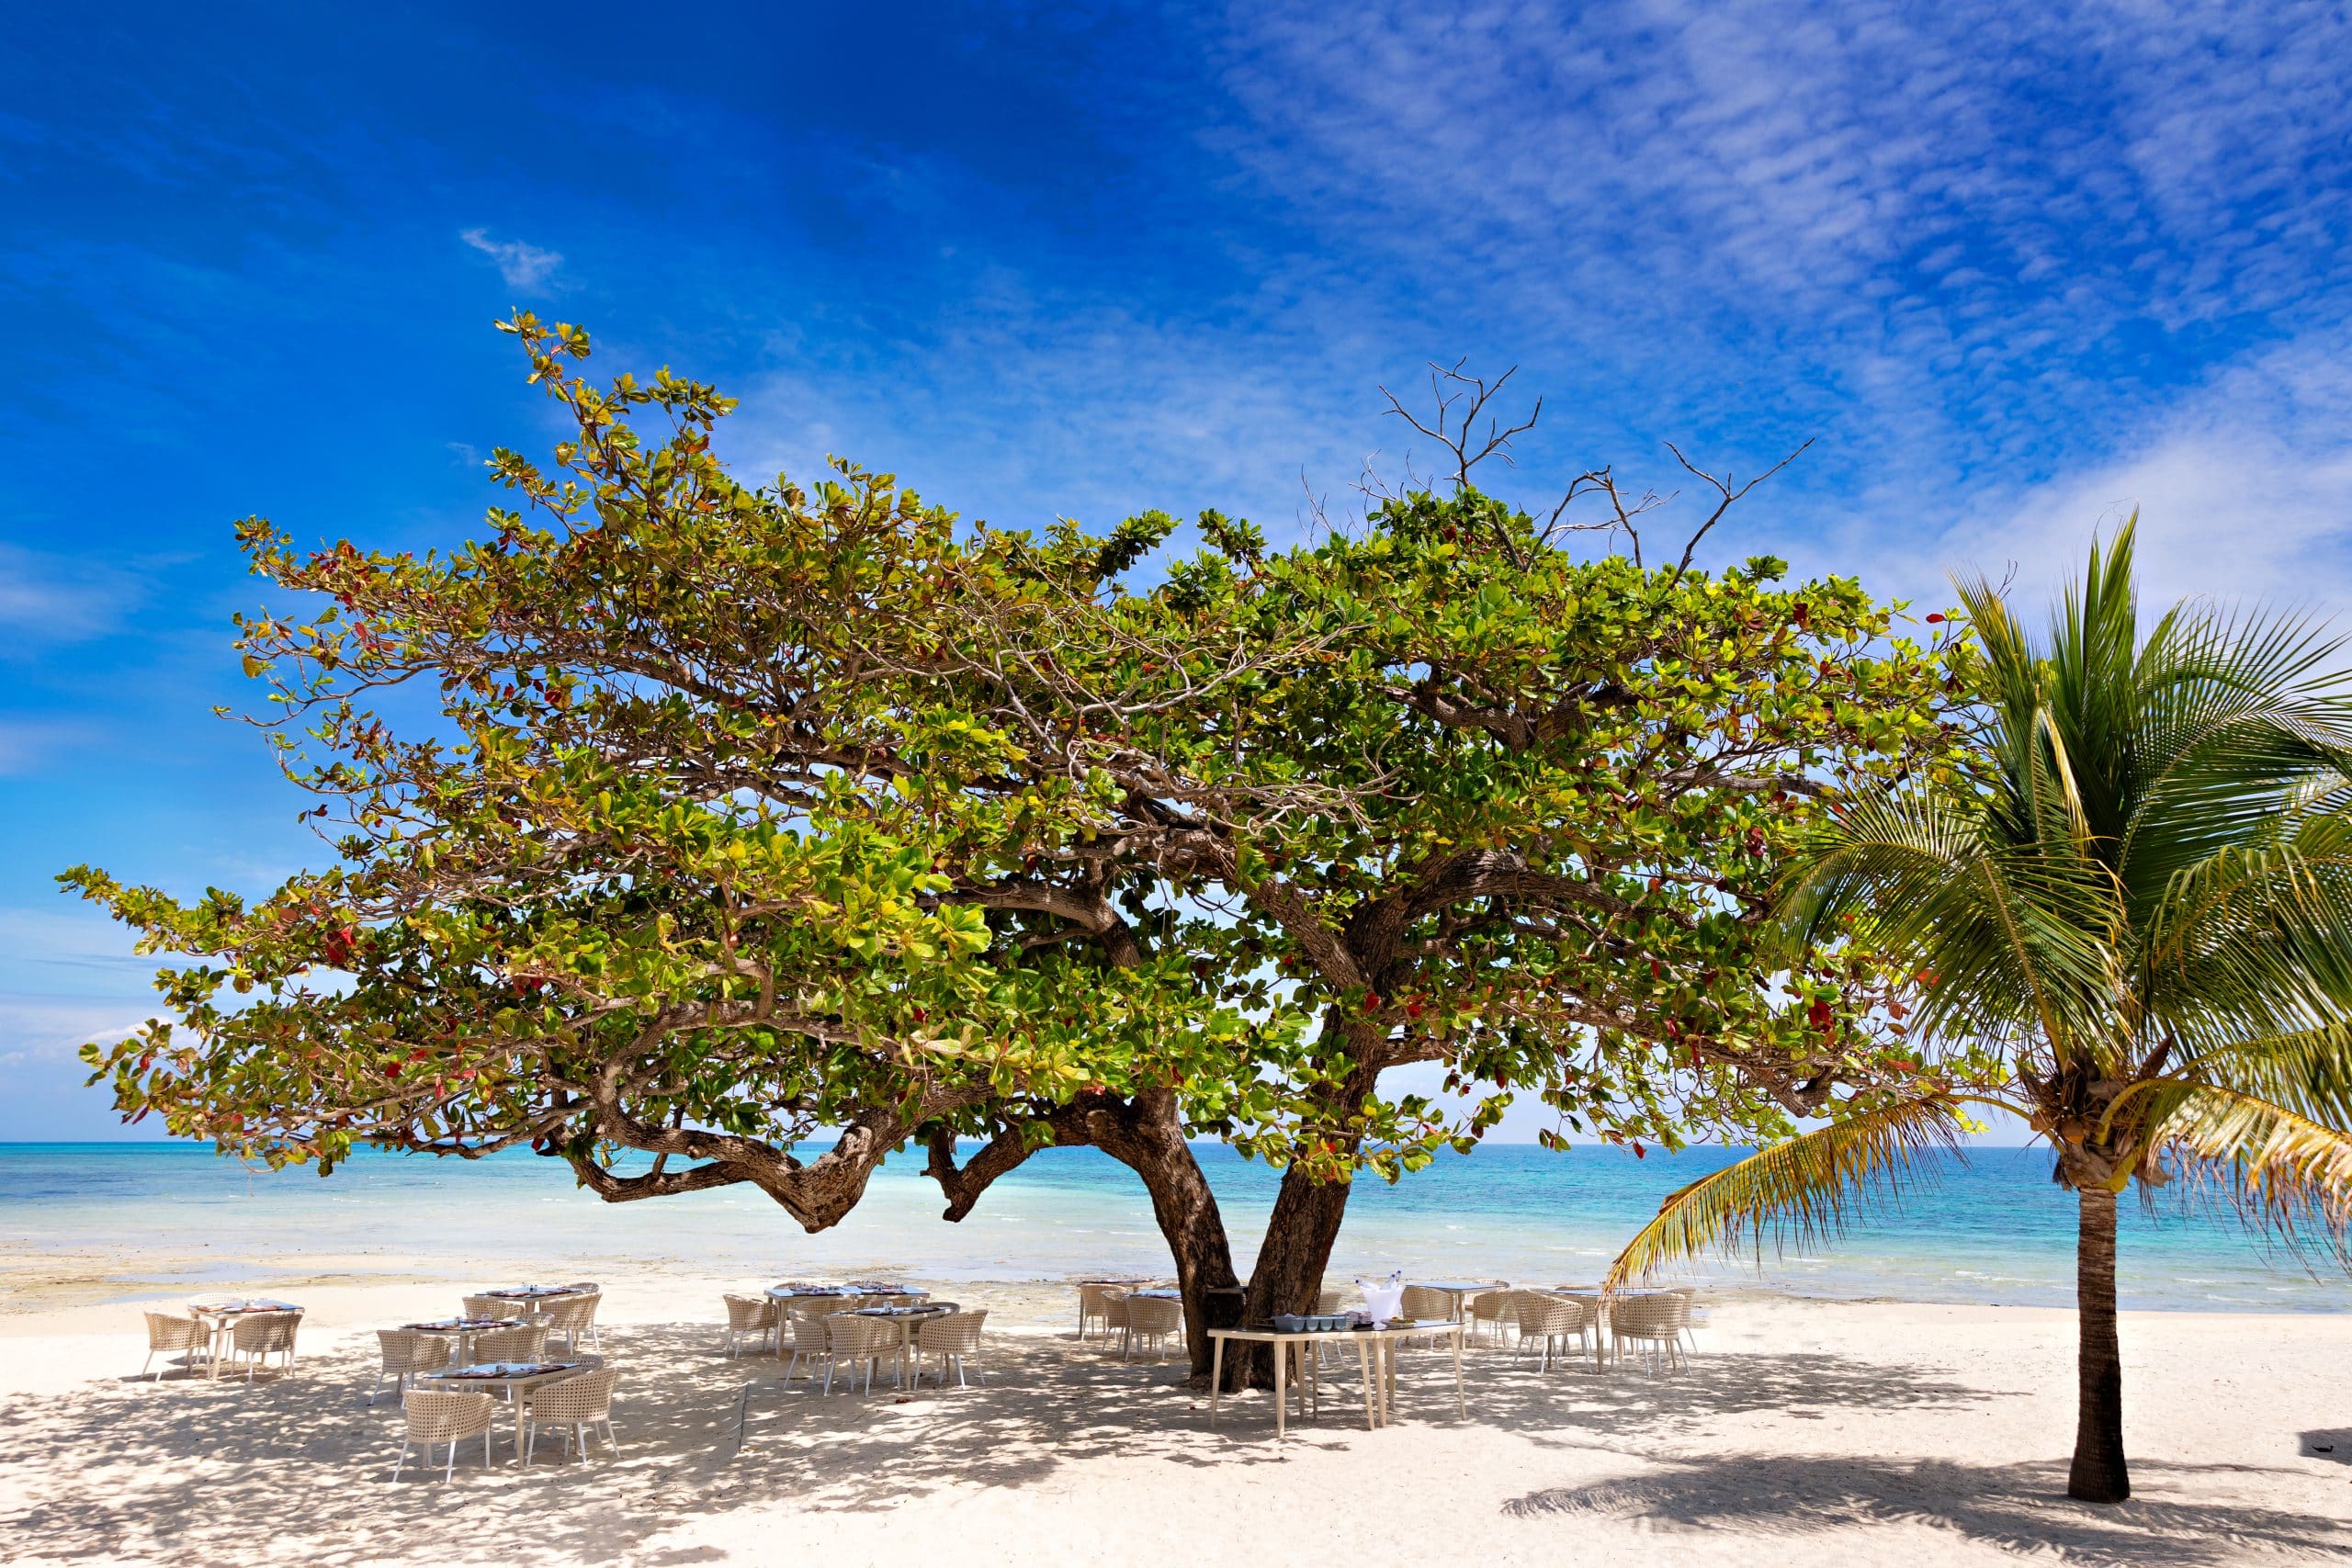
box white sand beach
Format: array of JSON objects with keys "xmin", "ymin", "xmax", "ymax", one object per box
[{"xmin": 4, "ymin": 1267, "xmax": 2347, "ymax": 1567}]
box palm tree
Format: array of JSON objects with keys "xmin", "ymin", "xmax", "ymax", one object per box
[{"xmin": 1607, "ymin": 523, "xmax": 2352, "ymax": 1503}]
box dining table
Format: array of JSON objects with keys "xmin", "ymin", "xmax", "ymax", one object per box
[
  {"xmin": 414, "ymin": 1356, "xmax": 603, "ymax": 1465},
  {"xmin": 764, "ymin": 1282, "xmax": 930, "ymax": 1305},
  {"xmin": 187, "ymin": 1298, "xmax": 303, "ymax": 1380},
  {"xmin": 476, "ymin": 1284, "xmax": 593, "ymax": 1309},
  {"xmin": 401, "ymin": 1315, "xmax": 525, "ymax": 1366},
  {"xmin": 1205, "ymin": 1319, "xmax": 1467, "ymax": 1439}
]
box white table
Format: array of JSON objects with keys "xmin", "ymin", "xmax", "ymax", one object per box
[
  {"xmin": 1206, "ymin": 1320, "xmax": 1466, "ymax": 1439},
  {"xmin": 415, "ymin": 1356, "xmax": 603, "ymax": 1465}
]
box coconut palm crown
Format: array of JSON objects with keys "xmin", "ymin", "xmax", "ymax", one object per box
[{"xmin": 1606, "ymin": 522, "xmax": 2352, "ymax": 1504}]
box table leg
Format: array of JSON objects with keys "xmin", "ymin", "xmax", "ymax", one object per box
[
  {"xmin": 1209, "ymin": 1337, "xmax": 1225, "ymax": 1427},
  {"xmin": 1355, "ymin": 1337, "xmax": 1378, "ymax": 1430},
  {"xmin": 1453, "ymin": 1326, "xmax": 1465, "ymax": 1416},
  {"xmin": 1384, "ymin": 1339, "xmax": 1397, "ymax": 1422},
  {"xmin": 1273, "ymin": 1339, "xmax": 1287, "ymax": 1441}
]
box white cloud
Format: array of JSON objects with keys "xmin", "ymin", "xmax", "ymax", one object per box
[
  {"xmin": 0, "ymin": 717, "xmax": 103, "ymax": 774},
  {"xmin": 0, "ymin": 544, "xmax": 151, "ymax": 649},
  {"xmin": 1937, "ymin": 334, "xmax": 2352, "ymax": 616},
  {"xmin": 459, "ymin": 228, "xmax": 563, "ymax": 289}
]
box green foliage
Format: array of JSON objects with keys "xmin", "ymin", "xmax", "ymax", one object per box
[{"xmin": 68, "ymin": 313, "xmax": 1969, "ymax": 1216}]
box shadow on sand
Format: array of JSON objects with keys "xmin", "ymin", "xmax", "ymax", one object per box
[{"xmin": 4, "ymin": 1324, "xmax": 2343, "ymax": 1564}]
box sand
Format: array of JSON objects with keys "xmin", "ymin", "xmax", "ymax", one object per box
[{"xmin": 2, "ymin": 1268, "xmax": 2347, "ymax": 1566}]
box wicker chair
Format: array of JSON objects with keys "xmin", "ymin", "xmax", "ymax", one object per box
[
  {"xmin": 823, "ymin": 1314, "xmax": 905, "ymax": 1395},
  {"xmin": 469, "ymin": 1324, "xmax": 550, "ymax": 1366},
  {"xmin": 1122, "ymin": 1295, "xmax": 1184, "ymax": 1362},
  {"xmin": 392, "ymin": 1389, "xmax": 495, "ymax": 1482},
  {"xmin": 541, "ymin": 1292, "xmax": 603, "ymax": 1354},
  {"xmin": 522, "ymin": 1367, "xmax": 619, "ymax": 1465},
  {"xmin": 723, "ymin": 1294, "xmax": 778, "ymax": 1358},
  {"xmin": 141, "ymin": 1312, "xmax": 209, "ymax": 1381},
  {"xmin": 371, "ymin": 1328, "xmax": 441, "ymax": 1404},
  {"xmin": 226, "ymin": 1311, "xmax": 302, "ymax": 1383},
  {"xmin": 912, "ymin": 1310, "xmax": 989, "ymax": 1388},
  {"xmin": 777, "ymin": 1309, "xmax": 836, "ymax": 1386},
  {"xmin": 1076, "ymin": 1283, "xmax": 1124, "ymax": 1342},
  {"xmin": 1610, "ymin": 1292, "xmax": 1690, "ymax": 1374},
  {"xmin": 1099, "ymin": 1290, "xmax": 1134, "ymax": 1351},
  {"xmin": 1514, "ymin": 1292, "xmax": 1597, "ymax": 1372},
  {"xmin": 1468, "ymin": 1290, "xmax": 1518, "ymax": 1348},
  {"xmin": 1667, "ymin": 1285, "xmax": 1702, "ymax": 1350},
  {"xmin": 462, "ymin": 1295, "xmax": 514, "ymax": 1322}
]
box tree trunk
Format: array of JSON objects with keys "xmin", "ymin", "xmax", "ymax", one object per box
[
  {"xmin": 1105, "ymin": 1092, "xmax": 1242, "ymax": 1380},
  {"xmin": 2068, "ymin": 1183, "xmax": 2131, "ymax": 1504}
]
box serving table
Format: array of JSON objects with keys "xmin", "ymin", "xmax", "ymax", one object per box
[
  {"xmin": 415, "ymin": 1355, "xmax": 603, "ymax": 1465},
  {"xmin": 1205, "ymin": 1319, "xmax": 1466, "ymax": 1439}
]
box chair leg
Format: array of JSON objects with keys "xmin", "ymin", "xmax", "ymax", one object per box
[
  {"xmin": 444, "ymin": 1442, "xmax": 457, "ymax": 1483},
  {"xmin": 484, "ymin": 1431, "xmax": 493, "ymax": 1469},
  {"xmin": 391, "ymin": 1439, "xmax": 411, "ymax": 1481}
]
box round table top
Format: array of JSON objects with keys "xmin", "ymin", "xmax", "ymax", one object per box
[
  {"xmin": 188, "ymin": 1299, "xmax": 301, "ymax": 1316},
  {"xmin": 764, "ymin": 1283, "xmax": 929, "ymax": 1301},
  {"xmin": 1412, "ymin": 1280, "xmax": 1506, "ymax": 1293},
  {"xmin": 402, "ymin": 1316, "xmax": 524, "ymax": 1334},
  {"xmin": 1125, "ymin": 1288, "xmax": 1183, "ymax": 1299},
  {"xmin": 476, "ymin": 1284, "xmax": 592, "ymax": 1302}
]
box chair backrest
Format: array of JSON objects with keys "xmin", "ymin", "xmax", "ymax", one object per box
[
  {"xmin": 146, "ymin": 1312, "xmax": 201, "ymax": 1351},
  {"xmin": 528, "ymin": 1366, "xmax": 616, "ymax": 1422},
  {"xmin": 724, "ymin": 1294, "xmax": 768, "ymax": 1331},
  {"xmin": 824, "ymin": 1314, "xmax": 897, "ymax": 1357},
  {"xmin": 1100, "ymin": 1291, "xmax": 1134, "ymax": 1330},
  {"xmin": 1469, "ymin": 1290, "xmax": 1514, "ymax": 1323},
  {"xmin": 470, "ymin": 1324, "xmax": 548, "ymax": 1363},
  {"xmin": 1510, "ymin": 1290, "xmax": 1565, "ymax": 1334},
  {"xmin": 1078, "ymin": 1282, "xmax": 1124, "ymax": 1319},
  {"xmin": 403, "ymin": 1388, "xmax": 494, "ymax": 1442},
  {"xmin": 233, "ymin": 1311, "xmax": 301, "ymax": 1352},
  {"xmin": 1125, "ymin": 1295, "xmax": 1183, "ymax": 1336},
  {"xmin": 916, "ymin": 1309, "xmax": 988, "ymax": 1356},
  {"xmin": 1315, "ymin": 1287, "xmax": 1344, "ymax": 1314},
  {"xmin": 462, "ymin": 1295, "xmax": 510, "ymax": 1321},
  {"xmin": 1399, "ymin": 1286, "xmax": 1452, "ymax": 1321},
  {"xmin": 378, "ymin": 1328, "xmax": 424, "ymax": 1373},
  {"xmin": 548, "ymin": 1293, "xmax": 601, "ymax": 1331},
  {"xmin": 1610, "ymin": 1293, "xmax": 1686, "ymax": 1341}
]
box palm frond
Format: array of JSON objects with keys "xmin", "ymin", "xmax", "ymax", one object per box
[
  {"xmin": 1603, "ymin": 1095, "xmax": 1971, "ymax": 1292},
  {"xmin": 1779, "ymin": 788, "xmax": 2122, "ymax": 1064},
  {"xmin": 2156, "ymin": 1085, "xmax": 2352, "ymax": 1263}
]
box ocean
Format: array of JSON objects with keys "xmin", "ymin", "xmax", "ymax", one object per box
[{"xmin": 2, "ymin": 1140, "xmax": 2344, "ymax": 1313}]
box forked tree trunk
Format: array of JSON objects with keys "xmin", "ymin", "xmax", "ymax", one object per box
[
  {"xmin": 1107, "ymin": 1092, "xmax": 1242, "ymax": 1379},
  {"xmin": 2069, "ymin": 1183, "xmax": 2131, "ymax": 1504}
]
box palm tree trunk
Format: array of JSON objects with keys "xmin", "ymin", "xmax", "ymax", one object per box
[{"xmin": 2068, "ymin": 1183, "xmax": 2131, "ymax": 1503}]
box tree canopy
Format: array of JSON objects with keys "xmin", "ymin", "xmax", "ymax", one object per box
[{"xmin": 71, "ymin": 317, "xmax": 1972, "ymax": 1370}]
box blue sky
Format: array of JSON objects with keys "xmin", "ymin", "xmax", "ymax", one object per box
[{"xmin": 5, "ymin": 1, "xmax": 2351, "ymax": 1141}]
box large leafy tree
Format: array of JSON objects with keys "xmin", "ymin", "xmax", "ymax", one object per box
[
  {"xmin": 1607, "ymin": 524, "xmax": 2352, "ymax": 1503},
  {"xmin": 72, "ymin": 321, "xmax": 1963, "ymax": 1382}
]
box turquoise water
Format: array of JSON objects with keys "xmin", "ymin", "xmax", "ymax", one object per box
[{"xmin": 2, "ymin": 1141, "xmax": 2345, "ymax": 1313}]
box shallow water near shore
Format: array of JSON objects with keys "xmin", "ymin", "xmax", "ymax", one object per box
[{"xmin": 2, "ymin": 1139, "xmax": 2345, "ymax": 1313}]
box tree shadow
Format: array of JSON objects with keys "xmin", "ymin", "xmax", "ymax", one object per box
[
  {"xmin": 0, "ymin": 1319, "xmax": 2315, "ymax": 1564},
  {"xmin": 1504, "ymin": 1453, "xmax": 2352, "ymax": 1566}
]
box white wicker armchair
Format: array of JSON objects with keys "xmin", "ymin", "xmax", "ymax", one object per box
[
  {"xmin": 913, "ymin": 1310, "xmax": 990, "ymax": 1388},
  {"xmin": 227, "ymin": 1311, "xmax": 302, "ymax": 1383},
  {"xmin": 723, "ymin": 1293, "xmax": 778, "ymax": 1358},
  {"xmin": 141, "ymin": 1312, "xmax": 209, "ymax": 1381},
  {"xmin": 392, "ymin": 1390, "xmax": 495, "ymax": 1482},
  {"xmin": 522, "ymin": 1367, "xmax": 619, "ymax": 1465}
]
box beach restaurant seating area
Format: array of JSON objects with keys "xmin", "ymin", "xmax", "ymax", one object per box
[{"xmin": 129, "ymin": 1271, "xmax": 1705, "ymax": 1479}]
